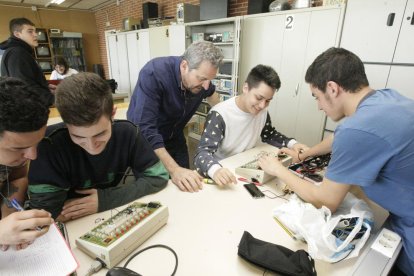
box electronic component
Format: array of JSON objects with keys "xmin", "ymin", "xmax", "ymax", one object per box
[
  {"xmin": 76, "ymin": 201, "xmax": 168, "ymax": 268},
  {"xmin": 288, "ymin": 153, "xmax": 331, "ymax": 183},
  {"xmin": 243, "ymin": 183, "xmax": 265, "ymax": 198},
  {"xmin": 235, "ymin": 153, "xmax": 292, "ymax": 183},
  {"xmin": 219, "ymin": 79, "xmax": 233, "ymax": 93}
]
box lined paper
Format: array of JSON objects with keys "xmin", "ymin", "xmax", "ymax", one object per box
[{"xmin": 0, "ymin": 223, "xmax": 78, "ymax": 276}]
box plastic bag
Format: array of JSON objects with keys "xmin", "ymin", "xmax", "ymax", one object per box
[{"xmin": 273, "ymin": 193, "xmax": 374, "ymax": 263}]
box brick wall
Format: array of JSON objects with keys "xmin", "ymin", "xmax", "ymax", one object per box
[{"xmin": 95, "ymin": 0, "xmax": 323, "ymax": 79}]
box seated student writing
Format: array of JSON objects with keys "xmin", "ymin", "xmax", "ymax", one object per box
[
  {"xmin": 28, "ymin": 73, "xmax": 169, "ymax": 222},
  {"xmin": 194, "ymin": 65, "xmax": 307, "ymax": 186},
  {"xmin": 0, "ymin": 77, "xmax": 53, "ymax": 251}
]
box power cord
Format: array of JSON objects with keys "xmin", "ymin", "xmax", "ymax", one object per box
[{"xmin": 123, "ymin": 244, "xmax": 178, "ymax": 275}]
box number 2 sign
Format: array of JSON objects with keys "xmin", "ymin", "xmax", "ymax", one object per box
[{"xmin": 285, "ymin": 15, "xmax": 294, "ymax": 30}]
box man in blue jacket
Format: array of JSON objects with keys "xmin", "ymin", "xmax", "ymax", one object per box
[{"xmin": 127, "ymin": 41, "xmax": 223, "ymax": 193}]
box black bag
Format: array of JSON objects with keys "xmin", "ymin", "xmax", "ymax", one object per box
[
  {"xmin": 238, "ymin": 231, "xmax": 317, "ymax": 276},
  {"xmin": 106, "ymin": 79, "xmax": 118, "ymax": 93}
]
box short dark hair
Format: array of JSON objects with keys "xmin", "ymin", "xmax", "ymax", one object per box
[
  {"xmin": 55, "ymin": 72, "xmax": 113, "ymax": 126},
  {"xmin": 54, "ymin": 57, "xmax": 69, "ymax": 75},
  {"xmin": 0, "ymin": 77, "xmax": 49, "ymax": 137},
  {"xmin": 9, "ymin": 18, "xmax": 35, "ymax": 35},
  {"xmin": 245, "ymin": 64, "xmax": 281, "ymax": 91},
  {"xmin": 305, "ymin": 47, "xmax": 369, "ymax": 93}
]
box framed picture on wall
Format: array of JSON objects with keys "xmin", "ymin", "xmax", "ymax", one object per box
[{"xmin": 36, "ymin": 28, "xmax": 48, "ymax": 43}]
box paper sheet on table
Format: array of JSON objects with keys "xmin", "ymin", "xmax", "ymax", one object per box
[{"xmin": 0, "ymin": 223, "xmax": 78, "ymax": 276}]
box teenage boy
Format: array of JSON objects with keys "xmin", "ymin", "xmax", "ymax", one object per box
[
  {"xmin": 194, "ymin": 65, "xmax": 307, "ymax": 186},
  {"xmin": 0, "ymin": 18, "xmax": 54, "ymax": 106},
  {"xmin": 258, "ymin": 48, "xmax": 414, "ymax": 275},
  {"xmin": 28, "ymin": 73, "xmax": 169, "ymax": 222},
  {"xmin": 0, "ymin": 77, "xmax": 53, "ymax": 251},
  {"xmin": 127, "ymin": 41, "xmax": 223, "ymax": 193}
]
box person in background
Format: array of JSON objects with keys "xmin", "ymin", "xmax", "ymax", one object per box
[
  {"xmin": 194, "ymin": 64, "xmax": 307, "ymax": 186},
  {"xmin": 258, "ymin": 47, "xmax": 414, "ymax": 275},
  {"xmin": 0, "ymin": 18, "xmax": 55, "ymax": 106},
  {"xmin": 127, "ymin": 41, "xmax": 223, "ymax": 193},
  {"xmin": 50, "ymin": 57, "xmax": 78, "ymax": 80},
  {"xmin": 0, "ymin": 77, "xmax": 53, "ymax": 251},
  {"xmin": 28, "ymin": 73, "xmax": 169, "ymax": 222}
]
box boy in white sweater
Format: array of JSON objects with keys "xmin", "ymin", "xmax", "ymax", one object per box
[{"xmin": 194, "ymin": 65, "xmax": 307, "ymax": 186}]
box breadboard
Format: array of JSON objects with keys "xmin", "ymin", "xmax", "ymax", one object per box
[{"xmin": 76, "ymin": 201, "xmax": 168, "ymax": 268}]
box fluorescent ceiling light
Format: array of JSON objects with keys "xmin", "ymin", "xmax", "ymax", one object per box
[
  {"xmin": 51, "ymin": 0, "xmax": 65, "ymax": 4},
  {"xmin": 45, "ymin": 0, "xmax": 65, "ymax": 7}
]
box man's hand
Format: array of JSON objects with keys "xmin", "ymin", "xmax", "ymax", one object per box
[
  {"xmin": 60, "ymin": 189, "xmax": 98, "ymax": 220},
  {"xmin": 213, "ymin": 168, "xmax": 237, "ymax": 186},
  {"xmin": 171, "ymin": 167, "xmax": 203, "ymax": 192},
  {"xmin": 258, "ymin": 155, "xmax": 286, "ymax": 177},
  {"xmin": 292, "ymin": 143, "xmax": 309, "ymax": 153},
  {"xmin": 0, "ymin": 210, "xmax": 53, "ymax": 249},
  {"xmin": 281, "ymin": 143, "xmax": 310, "ymax": 163}
]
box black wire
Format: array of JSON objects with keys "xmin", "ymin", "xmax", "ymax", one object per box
[
  {"xmin": 262, "ymin": 190, "xmax": 289, "ymax": 201},
  {"xmin": 124, "ymin": 244, "xmax": 178, "ymax": 275}
]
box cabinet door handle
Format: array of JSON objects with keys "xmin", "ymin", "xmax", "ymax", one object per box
[
  {"xmin": 136, "ymin": 33, "xmax": 139, "ymax": 40},
  {"xmin": 411, "ymin": 12, "xmax": 414, "ymax": 25},
  {"xmin": 166, "ymin": 29, "xmax": 169, "ymax": 37},
  {"xmin": 295, "ymin": 83, "xmax": 299, "ymax": 96},
  {"xmin": 387, "ymin": 13, "xmax": 395, "ymax": 26}
]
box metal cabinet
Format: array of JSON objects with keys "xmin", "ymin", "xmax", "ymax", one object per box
[
  {"xmin": 326, "ymin": 0, "xmax": 414, "ymax": 133},
  {"xmin": 106, "ymin": 32, "xmax": 131, "ymax": 95},
  {"xmin": 341, "ymin": 0, "xmax": 414, "ymax": 95},
  {"xmin": 240, "ymin": 6, "xmax": 345, "ymax": 146},
  {"xmin": 105, "ymin": 25, "xmax": 185, "ymax": 97},
  {"xmin": 126, "ymin": 30, "xmax": 150, "ymax": 96}
]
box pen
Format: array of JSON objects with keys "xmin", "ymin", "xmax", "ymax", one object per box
[
  {"xmin": 273, "ymin": 217, "xmax": 296, "ymax": 240},
  {"xmin": 10, "ymin": 199, "xmax": 43, "ymax": 231},
  {"xmin": 203, "ymin": 178, "xmax": 216, "ymax": 184}
]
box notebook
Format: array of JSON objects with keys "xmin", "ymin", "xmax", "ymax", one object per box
[{"xmin": 0, "ymin": 223, "xmax": 78, "ymax": 276}]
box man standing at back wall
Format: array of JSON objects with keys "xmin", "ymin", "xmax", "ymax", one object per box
[
  {"xmin": 0, "ymin": 18, "xmax": 54, "ymax": 107},
  {"xmin": 127, "ymin": 41, "xmax": 223, "ymax": 193}
]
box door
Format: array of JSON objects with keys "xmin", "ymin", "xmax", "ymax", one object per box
[
  {"xmin": 149, "ymin": 26, "xmax": 170, "ymax": 58},
  {"xmin": 169, "ymin": 25, "xmax": 186, "ymax": 56},
  {"xmin": 126, "ymin": 30, "xmax": 150, "ymax": 96},
  {"xmin": 294, "ymin": 8, "xmax": 343, "ymax": 146},
  {"xmin": 115, "ymin": 34, "xmax": 131, "ymax": 94},
  {"xmin": 273, "ymin": 12, "xmax": 311, "ymax": 138},
  {"xmin": 393, "ymin": 0, "xmax": 414, "ymax": 63},
  {"xmin": 239, "ymin": 14, "xmax": 285, "ymax": 93},
  {"xmin": 340, "ymin": 0, "xmax": 406, "ymax": 63},
  {"xmin": 107, "ymin": 34, "xmax": 120, "ymax": 86},
  {"xmin": 387, "ymin": 65, "xmax": 414, "ymax": 99}
]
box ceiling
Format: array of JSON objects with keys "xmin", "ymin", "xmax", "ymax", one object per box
[{"xmin": 0, "ymin": 0, "xmax": 117, "ymax": 11}]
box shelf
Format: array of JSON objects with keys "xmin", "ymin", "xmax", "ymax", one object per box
[
  {"xmin": 216, "ymin": 89, "xmax": 232, "ymax": 95},
  {"xmin": 214, "ymin": 42, "xmax": 233, "ymax": 46},
  {"xmin": 216, "ymin": 74, "xmax": 232, "ymax": 78},
  {"xmin": 222, "ymin": 58, "xmax": 233, "ymax": 62}
]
